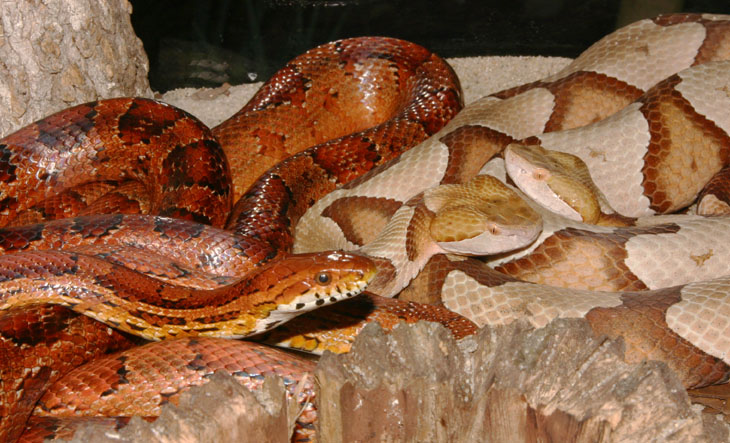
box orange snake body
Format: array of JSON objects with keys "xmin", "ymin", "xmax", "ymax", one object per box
[{"xmin": 0, "ymin": 38, "xmax": 464, "ymax": 442}]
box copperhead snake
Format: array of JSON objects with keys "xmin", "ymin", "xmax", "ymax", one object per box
[
  {"xmin": 294, "ymin": 13, "xmax": 730, "ymax": 389},
  {"xmin": 3, "ymin": 12, "xmax": 730, "ymax": 442}
]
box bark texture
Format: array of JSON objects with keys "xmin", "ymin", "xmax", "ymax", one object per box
[
  {"xmin": 314, "ymin": 319, "xmax": 714, "ymax": 442},
  {"xmin": 0, "ymin": 0, "xmax": 151, "ymax": 137},
  {"xmin": 65, "ymin": 320, "xmax": 730, "ymax": 442}
]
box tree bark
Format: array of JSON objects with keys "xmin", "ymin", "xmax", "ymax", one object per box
[
  {"xmin": 314, "ymin": 319, "xmax": 717, "ymax": 442},
  {"xmin": 66, "ymin": 320, "xmax": 730, "ymax": 442},
  {"xmin": 0, "ymin": 0, "xmax": 151, "ymax": 137}
]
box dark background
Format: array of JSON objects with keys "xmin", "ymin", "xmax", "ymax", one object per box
[{"xmin": 128, "ymin": 0, "xmax": 730, "ymax": 91}]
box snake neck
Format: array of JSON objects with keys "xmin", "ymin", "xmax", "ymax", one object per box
[{"xmin": 0, "ymin": 250, "xmax": 376, "ymax": 341}]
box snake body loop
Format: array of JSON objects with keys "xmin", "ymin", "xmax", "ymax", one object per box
[{"xmin": 0, "ymin": 37, "xmax": 463, "ymax": 442}]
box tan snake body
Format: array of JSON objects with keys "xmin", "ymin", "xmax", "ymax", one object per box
[{"xmin": 295, "ymin": 13, "xmax": 730, "ymax": 390}]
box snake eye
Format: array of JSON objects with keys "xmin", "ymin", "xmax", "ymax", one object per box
[{"xmin": 316, "ymin": 272, "xmax": 331, "ymax": 285}]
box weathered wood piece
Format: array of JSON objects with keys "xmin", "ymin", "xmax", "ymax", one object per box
[
  {"xmin": 315, "ymin": 319, "xmax": 723, "ymax": 442},
  {"xmin": 0, "ymin": 0, "xmax": 151, "ymax": 137},
  {"xmin": 63, "ymin": 319, "xmax": 730, "ymax": 441}
]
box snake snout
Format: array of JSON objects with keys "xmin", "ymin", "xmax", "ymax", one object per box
[{"xmin": 323, "ymin": 250, "xmax": 378, "ymax": 281}]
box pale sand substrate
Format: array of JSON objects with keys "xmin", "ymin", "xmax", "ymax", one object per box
[{"xmin": 160, "ymin": 55, "xmax": 572, "ymax": 128}]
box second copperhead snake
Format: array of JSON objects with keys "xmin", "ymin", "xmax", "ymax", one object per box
[{"xmin": 3, "ymin": 11, "xmax": 730, "ymax": 442}]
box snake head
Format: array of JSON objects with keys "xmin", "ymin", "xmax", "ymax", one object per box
[
  {"xmin": 425, "ymin": 174, "xmax": 543, "ymax": 255},
  {"xmin": 246, "ymin": 250, "xmax": 377, "ymax": 335},
  {"xmin": 0, "ymin": 249, "xmax": 376, "ymax": 341},
  {"xmin": 504, "ymin": 143, "xmax": 607, "ymax": 223}
]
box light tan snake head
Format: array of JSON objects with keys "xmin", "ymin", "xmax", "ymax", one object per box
[
  {"xmin": 357, "ymin": 174, "xmax": 541, "ymax": 297},
  {"xmin": 505, "ymin": 143, "xmax": 632, "ymax": 226},
  {"xmin": 0, "ymin": 250, "xmax": 377, "ymax": 340},
  {"xmin": 425, "ymin": 174, "xmax": 543, "ymax": 255}
]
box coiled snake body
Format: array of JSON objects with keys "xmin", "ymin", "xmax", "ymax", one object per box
[
  {"xmin": 0, "ymin": 38, "xmax": 463, "ymax": 442},
  {"xmin": 295, "ymin": 13, "xmax": 730, "ymax": 393},
  {"xmin": 5, "ymin": 12, "xmax": 730, "ymax": 442}
]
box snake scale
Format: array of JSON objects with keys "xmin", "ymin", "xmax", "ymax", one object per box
[{"xmin": 3, "ymin": 12, "xmax": 730, "ymax": 442}]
